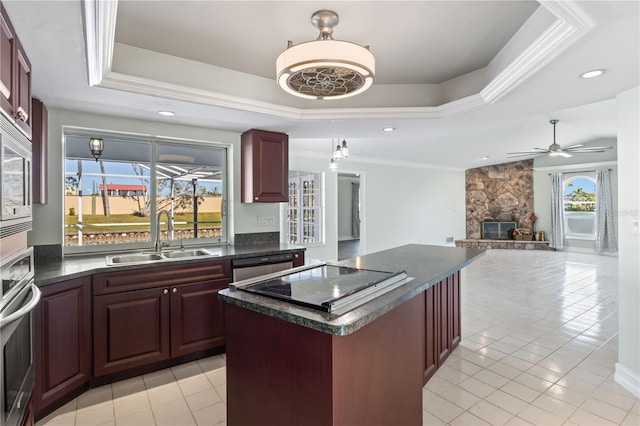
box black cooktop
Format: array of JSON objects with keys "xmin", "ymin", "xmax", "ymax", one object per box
[{"xmin": 236, "ymin": 265, "xmax": 407, "ymax": 312}]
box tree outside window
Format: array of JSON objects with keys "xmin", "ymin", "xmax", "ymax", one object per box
[{"xmin": 563, "ymin": 176, "xmax": 596, "ymax": 239}]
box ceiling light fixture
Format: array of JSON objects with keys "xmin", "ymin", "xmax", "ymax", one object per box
[
  {"xmin": 276, "ymin": 10, "xmax": 375, "ymax": 100},
  {"xmin": 580, "ymin": 69, "xmax": 605, "ymax": 79},
  {"xmin": 340, "ymin": 139, "xmax": 349, "ymax": 157},
  {"xmin": 481, "ymin": 156, "xmax": 490, "ymax": 160},
  {"xmin": 158, "ymin": 110, "xmax": 175, "ymax": 116},
  {"xmin": 89, "ymin": 138, "xmax": 104, "ymax": 162},
  {"xmin": 383, "ymin": 127, "xmax": 395, "ymax": 132}
]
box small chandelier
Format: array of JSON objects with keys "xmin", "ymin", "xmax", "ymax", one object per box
[
  {"xmin": 89, "ymin": 138, "xmax": 104, "ymax": 162},
  {"xmin": 329, "ymin": 138, "xmax": 350, "ymax": 170},
  {"xmin": 276, "ymin": 10, "xmax": 375, "ymax": 100}
]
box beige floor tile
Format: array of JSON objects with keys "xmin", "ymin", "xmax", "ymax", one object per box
[
  {"xmin": 580, "ymin": 397, "xmax": 629, "ymax": 424},
  {"xmin": 147, "ymin": 383, "xmax": 184, "ymax": 407},
  {"xmin": 115, "ymin": 408, "xmax": 156, "ymax": 426},
  {"xmin": 112, "ymin": 376, "xmax": 146, "ymax": 399},
  {"xmin": 435, "ymin": 365, "xmax": 470, "ymax": 385},
  {"xmin": 191, "ymin": 401, "xmax": 226, "ymax": 426},
  {"xmin": 531, "ymin": 394, "xmax": 577, "ymax": 420},
  {"xmin": 178, "ymin": 374, "xmax": 214, "ymax": 396},
  {"xmin": 543, "ymin": 383, "xmax": 589, "ymax": 407},
  {"xmin": 151, "ymin": 398, "xmax": 192, "ymax": 423},
  {"xmin": 517, "ymin": 404, "xmax": 564, "ymax": 425},
  {"xmin": 462, "ymin": 352, "xmax": 496, "ymax": 368},
  {"xmin": 500, "ymin": 381, "xmax": 541, "ymax": 403},
  {"xmin": 500, "ymin": 356, "xmax": 535, "ymax": 372},
  {"xmin": 525, "ymin": 365, "xmax": 563, "ymax": 384},
  {"xmin": 36, "ymin": 399, "xmax": 77, "ymax": 426},
  {"xmin": 487, "ymin": 362, "xmax": 523, "ymax": 380},
  {"xmin": 511, "ymin": 349, "xmax": 546, "ymax": 364},
  {"xmin": 204, "ymin": 369, "xmax": 227, "ymax": 387},
  {"xmin": 424, "ymin": 395, "xmax": 465, "ymax": 423},
  {"xmin": 474, "ymin": 368, "xmax": 510, "ymax": 388},
  {"xmin": 622, "ymin": 412, "xmax": 640, "ymax": 425},
  {"xmin": 214, "ymin": 384, "xmax": 227, "ymax": 403},
  {"xmin": 77, "ymin": 385, "xmax": 113, "ymax": 410},
  {"xmin": 458, "ymin": 376, "xmax": 497, "ymax": 399},
  {"xmin": 444, "ymin": 357, "xmax": 485, "ymax": 376},
  {"xmin": 75, "ymin": 404, "xmax": 116, "ymax": 426},
  {"xmin": 591, "ymin": 383, "xmax": 638, "ymax": 411},
  {"xmin": 440, "ymin": 386, "xmax": 481, "ymax": 410},
  {"xmin": 504, "ymin": 416, "xmax": 533, "ymax": 425},
  {"xmin": 449, "ymin": 411, "xmax": 491, "ymax": 426},
  {"xmin": 468, "ymin": 400, "xmax": 513, "ymax": 425},
  {"xmin": 568, "ymin": 407, "xmax": 618, "ymax": 425},
  {"xmin": 114, "ymin": 391, "xmax": 151, "ymax": 419},
  {"xmin": 513, "ymin": 372, "xmax": 554, "ymax": 393},
  {"xmin": 171, "ymin": 361, "xmax": 203, "ymax": 381},
  {"xmin": 485, "ymin": 390, "xmax": 529, "ymax": 415},
  {"xmin": 424, "ymin": 375, "xmax": 455, "ymax": 394},
  {"xmin": 197, "ymin": 355, "xmax": 226, "ymax": 373},
  {"xmin": 185, "ymin": 388, "xmax": 223, "ymax": 412},
  {"xmin": 422, "ymin": 409, "xmax": 446, "ymax": 426},
  {"xmin": 143, "ymin": 369, "xmax": 176, "ymax": 389},
  {"xmin": 476, "ymin": 346, "xmax": 509, "ymax": 361}
]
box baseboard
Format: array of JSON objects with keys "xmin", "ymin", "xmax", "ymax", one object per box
[
  {"xmin": 615, "ymin": 363, "xmax": 640, "ymax": 398},
  {"xmin": 338, "ymin": 236, "xmax": 359, "ymax": 242}
]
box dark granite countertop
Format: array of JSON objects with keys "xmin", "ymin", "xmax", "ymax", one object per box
[
  {"xmin": 34, "ymin": 243, "xmax": 304, "ymax": 287},
  {"xmin": 219, "ymin": 244, "xmax": 484, "ymax": 336}
]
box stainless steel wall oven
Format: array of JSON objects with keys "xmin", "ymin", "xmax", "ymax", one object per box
[{"xmin": 0, "ymin": 248, "xmax": 40, "ymax": 426}]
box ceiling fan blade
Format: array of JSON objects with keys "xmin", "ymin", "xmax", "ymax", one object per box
[
  {"xmin": 563, "ymin": 144, "xmax": 584, "ymax": 149},
  {"xmin": 557, "ymin": 152, "xmax": 573, "ymax": 158},
  {"xmin": 565, "ymin": 149, "xmax": 608, "ymax": 153},
  {"xmin": 507, "ymin": 153, "xmax": 545, "ymax": 158},
  {"xmin": 532, "ymin": 148, "xmax": 550, "ymax": 151},
  {"xmin": 565, "ymin": 146, "xmax": 612, "ymax": 151},
  {"xmin": 507, "ymin": 151, "xmax": 538, "ymax": 155}
]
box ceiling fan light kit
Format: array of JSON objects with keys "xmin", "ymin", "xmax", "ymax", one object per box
[
  {"xmin": 276, "ymin": 10, "xmax": 375, "ymax": 100},
  {"xmin": 507, "ymin": 119, "xmax": 612, "ymax": 159}
]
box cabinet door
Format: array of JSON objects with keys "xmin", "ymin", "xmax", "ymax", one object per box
[
  {"xmin": 450, "ymin": 272, "xmax": 461, "ymax": 350},
  {"xmin": 423, "ymin": 285, "xmax": 438, "ymax": 385},
  {"xmin": 0, "ymin": 4, "xmax": 16, "ymax": 115},
  {"xmin": 241, "ymin": 129, "xmax": 288, "ymax": 203},
  {"xmin": 292, "ymin": 250, "xmax": 305, "ymax": 267},
  {"xmin": 13, "ymin": 38, "xmax": 31, "ymax": 138},
  {"xmin": 33, "ymin": 277, "xmax": 91, "ymax": 418},
  {"xmin": 93, "ymin": 287, "xmax": 170, "ymax": 377},
  {"xmin": 437, "ymin": 276, "xmax": 452, "ymax": 366},
  {"xmin": 170, "ymin": 279, "xmax": 228, "ymax": 358}
]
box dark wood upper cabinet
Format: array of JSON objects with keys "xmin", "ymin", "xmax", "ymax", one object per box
[
  {"xmin": 241, "ymin": 129, "xmax": 288, "ymax": 203},
  {"xmin": 32, "ymin": 98, "xmax": 47, "ymax": 204},
  {"xmin": 0, "ymin": 3, "xmax": 32, "ymax": 139},
  {"xmin": 33, "ymin": 277, "xmax": 91, "ymax": 419}
]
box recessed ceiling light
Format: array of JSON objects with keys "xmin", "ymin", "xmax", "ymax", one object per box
[
  {"xmin": 383, "ymin": 127, "xmax": 395, "ymax": 132},
  {"xmin": 158, "ymin": 110, "xmax": 175, "ymax": 116},
  {"xmin": 481, "ymin": 156, "xmax": 490, "ymax": 160},
  {"xmin": 580, "ymin": 69, "xmax": 605, "ymax": 79}
]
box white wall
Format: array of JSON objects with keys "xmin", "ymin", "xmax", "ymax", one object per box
[
  {"xmin": 337, "ymin": 174, "xmax": 359, "ymax": 240},
  {"xmin": 615, "ymin": 86, "xmax": 640, "ymax": 397},
  {"xmin": 289, "ymin": 155, "xmax": 466, "ymax": 262},
  {"xmin": 29, "ymin": 108, "xmax": 281, "ymax": 247}
]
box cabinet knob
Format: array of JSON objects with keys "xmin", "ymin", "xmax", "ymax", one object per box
[
  {"xmin": 254, "ymin": 197, "xmax": 259, "ymax": 201},
  {"xmin": 13, "ymin": 110, "xmax": 26, "ymax": 122},
  {"xmin": 163, "ymin": 289, "xmax": 169, "ymax": 294},
  {"xmin": 172, "ymin": 288, "xmax": 177, "ymax": 293},
  {"xmin": 294, "ymin": 254, "xmax": 299, "ymax": 258}
]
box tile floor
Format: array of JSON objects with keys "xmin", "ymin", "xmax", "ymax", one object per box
[{"xmin": 37, "ymin": 249, "xmax": 639, "ymax": 426}]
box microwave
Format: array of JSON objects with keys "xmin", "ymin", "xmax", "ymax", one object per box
[{"xmin": 0, "ymin": 132, "xmax": 31, "ymax": 225}]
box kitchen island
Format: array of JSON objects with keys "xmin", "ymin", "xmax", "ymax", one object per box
[{"xmin": 219, "ymin": 244, "xmax": 484, "ymax": 426}]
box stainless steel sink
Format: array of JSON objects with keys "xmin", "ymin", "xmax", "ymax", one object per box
[
  {"xmin": 106, "ymin": 248, "xmax": 221, "ymax": 265},
  {"xmin": 106, "ymin": 253, "xmax": 165, "ymax": 265},
  {"xmin": 163, "ymin": 249, "xmax": 217, "ymax": 259}
]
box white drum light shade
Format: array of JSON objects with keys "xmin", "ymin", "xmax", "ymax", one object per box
[{"xmin": 276, "ymin": 10, "xmax": 375, "ymax": 100}]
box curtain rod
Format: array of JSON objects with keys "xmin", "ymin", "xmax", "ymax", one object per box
[{"xmin": 548, "ymin": 168, "xmax": 612, "ymax": 176}]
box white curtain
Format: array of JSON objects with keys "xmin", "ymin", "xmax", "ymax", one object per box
[
  {"xmin": 595, "ymin": 169, "xmax": 617, "ymax": 252},
  {"xmin": 351, "ymin": 182, "xmax": 360, "ymax": 238},
  {"xmin": 549, "ymin": 173, "xmax": 567, "ymax": 249}
]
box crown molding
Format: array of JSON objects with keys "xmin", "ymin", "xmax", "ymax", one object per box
[
  {"xmin": 533, "ymin": 160, "xmax": 617, "ymax": 172},
  {"xmin": 85, "ymin": 0, "xmax": 596, "ymax": 120}
]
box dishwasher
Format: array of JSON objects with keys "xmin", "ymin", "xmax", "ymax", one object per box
[{"xmin": 232, "ymin": 253, "xmax": 294, "ymax": 281}]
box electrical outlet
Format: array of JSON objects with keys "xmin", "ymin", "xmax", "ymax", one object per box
[
  {"xmin": 257, "ymin": 216, "xmax": 275, "ymax": 227},
  {"xmin": 446, "ymin": 237, "xmax": 454, "ymax": 243},
  {"xmin": 633, "ymin": 218, "xmax": 639, "ymax": 235}
]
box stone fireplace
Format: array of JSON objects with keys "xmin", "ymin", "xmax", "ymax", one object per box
[{"xmin": 465, "ymin": 159, "xmax": 534, "ymax": 239}]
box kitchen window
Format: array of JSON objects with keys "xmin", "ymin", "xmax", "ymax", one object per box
[
  {"xmin": 563, "ymin": 175, "xmax": 596, "ymax": 240},
  {"xmin": 286, "ymin": 171, "xmax": 323, "ymax": 245},
  {"xmin": 64, "ymin": 131, "xmax": 228, "ymax": 253}
]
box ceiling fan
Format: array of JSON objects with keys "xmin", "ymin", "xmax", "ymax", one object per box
[{"xmin": 507, "ymin": 119, "xmax": 613, "ymax": 158}]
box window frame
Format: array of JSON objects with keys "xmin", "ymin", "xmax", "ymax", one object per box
[
  {"xmin": 284, "ymin": 171, "xmax": 325, "ymax": 246},
  {"xmin": 62, "ymin": 127, "xmax": 230, "ymax": 255},
  {"xmin": 563, "ymin": 174, "xmax": 597, "ymax": 240}
]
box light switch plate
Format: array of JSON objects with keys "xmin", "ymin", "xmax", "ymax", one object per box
[{"xmin": 633, "ymin": 218, "xmax": 639, "ymax": 235}]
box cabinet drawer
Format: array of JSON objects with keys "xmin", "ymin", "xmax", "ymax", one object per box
[{"xmin": 93, "ymin": 260, "xmax": 231, "ymax": 295}]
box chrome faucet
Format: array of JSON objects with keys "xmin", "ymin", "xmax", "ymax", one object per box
[{"xmin": 154, "ymin": 210, "xmax": 173, "ymax": 252}]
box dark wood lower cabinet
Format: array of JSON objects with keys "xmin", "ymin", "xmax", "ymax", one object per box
[
  {"xmin": 170, "ymin": 280, "xmax": 227, "ymax": 357},
  {"xmin": 33, "ymin": 277, "xmax": 91, "ymax": 419},
  {"xmin": 423, "ymin": 271, "xmax": 461, "ymax": 385},
  {"xmin": 93, "ymin": 287, "xmax": 171, "ymax": 378}
]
